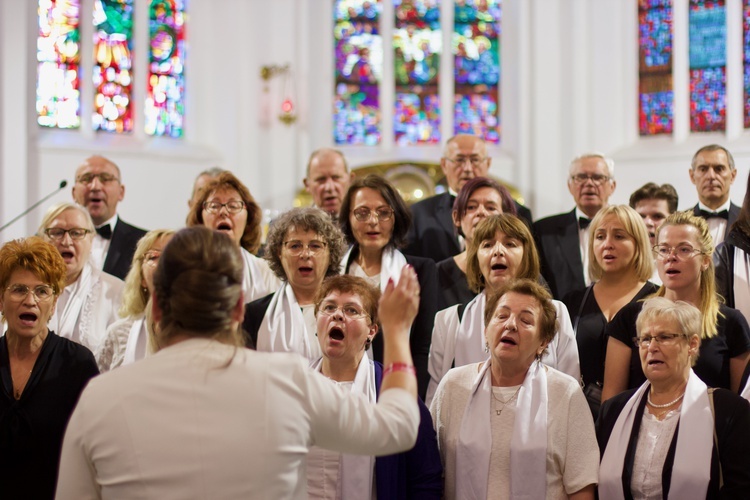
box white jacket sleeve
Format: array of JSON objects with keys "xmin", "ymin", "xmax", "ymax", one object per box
[
  {"xmin": 426, "ymin": 305, "xmax": 460, "ymax": 406},
  {"xmin": 545, "ymin": 300, "xmax": 581, "ymax": 382}
]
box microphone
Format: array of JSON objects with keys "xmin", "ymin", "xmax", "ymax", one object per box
[{"xmin": 0, "ymin": 180, "xmax": 69, "ymax": 233}]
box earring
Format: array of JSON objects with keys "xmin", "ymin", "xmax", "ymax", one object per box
[
  {"xmin": 365, "ymin": 338, "xmax": 372, "ymax": 349},
  {"xmin": 142, "ymin": 287, "xmax": 148, "ymax": 295},
  {"xmin": 484, "ymin": 342, "xmax": 489, "ymax": 353}
]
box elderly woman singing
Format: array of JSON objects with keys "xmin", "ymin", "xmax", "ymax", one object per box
[
  {"xmin": 430, "ymin": 279, "xmax": 598, "ymax": 500},
  {"xmin": 598, "ymin": 297, "xmax": 750, "ymax": 498}
]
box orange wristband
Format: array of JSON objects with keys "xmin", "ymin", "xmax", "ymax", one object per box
[{"xmin": 383, "ymin": 362, "xmax": 416, "ymax": 377}]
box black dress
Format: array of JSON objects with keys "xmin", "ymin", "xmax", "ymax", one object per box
[
  {"xmin": 0, "ymin": 332, "xmax": 99, "ymax": 499},
  {"xmin": 564, "ymin": 282, "xmax": 658, "ymax": 390},
  {"xmin": 606, "ymin": 303, "xmax": 750, "ymax": 390},
  {"xmin": 436, "ymin": 257, "xmax": 475, "ymax": 311}
]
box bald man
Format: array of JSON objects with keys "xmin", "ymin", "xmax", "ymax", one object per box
[{"xmin": 72, "ymin": 155, "xmax": 147, "ymax": 280}]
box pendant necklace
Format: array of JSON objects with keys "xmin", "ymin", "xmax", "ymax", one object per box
[{"xmin": 491, "ymin": 386, "xmax": 522, "ymax": 416}]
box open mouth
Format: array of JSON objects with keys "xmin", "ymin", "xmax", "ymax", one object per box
[
  {"xmin": 648, "ymin": 359, "xmax": 664, "ymax": 366},
  {"xmin": 491, "ymin": 263, "xmax": 507, "ymax": 271},
  {"xmin": 603, "ymin": 255, "xmax": 615, "ymax": 261},
  {"xmin": 216, "ymin": 222, "xmax": 232, "ymax": 231},
  {"xmin": 60, "ymin": 251, "xmax": 75, "ymax": 261},
  {"xmin": 665, "ymin": 268, "xmax": 680, "ymax": 276},
  {"xmin": 329, "ymin": 327, "xmax": 345, "ymax": 341},
  {"xmin": 366, "ymin": 232, "xmax": 380, "ymax": 237},
  {"xmin": 500, "ymin": 336, "xmax": 517, "ymax": 345},
  {"xmin": 19, "ymin": 313, "xmax": 38, "ymax": 325},
  {"xmin": 299, "ymin": 266, "xmax": 313, "ymax": 274}
]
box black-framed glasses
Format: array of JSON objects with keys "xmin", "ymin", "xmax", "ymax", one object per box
[
  {"xmin": 44, "ymin": 227, "xmax": 91, "ymax": 241},
  {"xmin": 4, "ymin": 283, "xmax": 55, "ymax": 302},
  {"xmin": 632, "ymin": 333, "xmax": 688, "ymax": 348},
  {"xmin": 652, "ymin": 244, "xmax": 703, "ymax": 260},
  {"xmin": 203, "ymin": 200, "xmax": 245, "ymax": 214},
  {"xmin": 570, "ymin": 173, "xmax": 610, "ymax": 185},
  {"xmin": 76, "ymin": 172, "xmax": 120, "ymax": 184},
  {"xmin": 445, "ymin": 155, "xmax": 487, "ymax": 168},
  {"xmin": 318, "ymin": 302, "xmax": 370, "ymax": 321},
  {"xmin": 282, "ymin": 240, "xmax": 328, "ymax": 256},
  {"xmin": 352, "ymin": 207, "xmax": 394, "ymax": 222}
]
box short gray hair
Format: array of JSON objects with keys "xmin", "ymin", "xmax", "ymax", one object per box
[
  {"xmin": 569, "ymin": 152, "xmax": 615, "ymax": 179},
  {"xmin": 37, "ymin": 202, "xmax": 95, "ymax": 235}
]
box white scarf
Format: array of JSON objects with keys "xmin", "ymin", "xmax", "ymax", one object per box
[
  {"xmin": 453, "ymin": 292, "xmax": 487, "ymax": 369},
  {"xmin": 742, "ymin": 377, "xmax": 750, "ymax": 401},
  {"xmin": 122, "ymin": 315, "xmax": 147, "ymax": 365},
  {"xmin": 599, "ymin": 370, "xmax": 713, "ymax": 500},
  {"xmin": 50, "ymin": 262, "xmax": 98, "ymax": 349},
  {"xmin": 456, "ymin": 360, "xmax": 548, "ymax": 500},
  {"xmin": 310, "ymin": 355, "xmax": 377, "ymax": 499},
  {"xmin": 256, "ymin": 283, "xmax": 319, "ymax": 360},
  {"xmin": 240, "ymin": 247, "xmax": 278, "ymax": 303},
  {"xmin": 341, "ymin": 246, "xmax": 408, "ymax": 292},
  {"xmin": 732, "ymin": 247, "xmax": 750, "ymax": 323}
]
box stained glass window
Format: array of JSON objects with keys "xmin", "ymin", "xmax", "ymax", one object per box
[
  {"xmin": 689, "ymin": 0, "xmax": 726, "ymax": 132},
  {"xmin": 93, "ymin": 0, "xmax": 134, "ymax": 133},
  {"xmin": 334, "ymin": 0, "xmax": 383, "ymax": 145},
  {"xmin": 638, "ymin": 0, "xmax": 673, "ymax": 136},
  {"xmin": 37, "ymin": 0, "xmax": 81, "ymax": 129},
  {"xmin": 744, "ymin": 0, "xmax": 750, "ymax": 128},
  {"xmin": 394, "ymin": 0, "xmax": 441, "ymax": 145},
  {"xmin": 146, "ymin": 0, "xmax": 186, "ymax": 138},
  {"xmin": 453, "ymin": 0, "xmax": 501, "ymax": 144}
]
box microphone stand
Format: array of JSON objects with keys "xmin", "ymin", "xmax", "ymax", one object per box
[{"xmin": 0, "ymin": 180, "xmax": 68, "ymax": 234}]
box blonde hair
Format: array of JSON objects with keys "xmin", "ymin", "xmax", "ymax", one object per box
[
  {"xmin": 119, "ymin": 229, "xmax": 175, "ymax": 318},
  {"xmin": 655, "ymin": 211, "xmax": 721, "ymax": 339},
  {"xmin": 37, "ymin": 202, "xmax": 95, "ymax": 235},
  {"xmin": 587, "ymin": 205, "xmax": 653, "ymax": 282}
]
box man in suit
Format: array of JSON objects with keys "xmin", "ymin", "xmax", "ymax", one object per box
[
  {"xmin": 533, "ymin": 153, "xmax": 616, "ymax": 300},
  {"xmin": 404, "ymin": 134, "xmax": 533, "ymax": 263},
  {"xmin": 689, "ymin": 144, "xmax": 739, "ymax": 246},
  {"xmin": 303, "ymin": 148, "xmax": 353, "ymax": 219},
  {"xmin": 72, "ymin": 155, "xmax": 147, "ymax": 280}
]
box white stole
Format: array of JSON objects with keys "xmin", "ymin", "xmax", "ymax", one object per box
[
  {"xmin": 732, "ymin": 247, "xmax": 750, "ymax": 323},
  {"xmin": 453, "ymin": 292, "xmax": 488, "ymax": 368},
  {"xmin": 456, "ymin": 360, "xmax": 548, "ymax": 500},
  {"xmin": 599, "ymin": 370, "xmax": 713, "ymax": 500},
  {"xmin": 310, "ymin": 356, "xmax": 377, "ymax": 499},
  {"xmin": 240, "ymin": 247, "xmax": 279, "ymax": 303},
  {"xmin": 742, "ymin": 377, "xmax": 750, "ymax": 401},
  {"xmin": 256, "ymin": 283, "xmax": 319, "ymax": 360},
  {"xmin": 341, "ymin": 246, "xmax": 408, "ymax": 293},
  {"xmin": 50, "ymin": 263, "xmax": 95, "ymax": 345},
  {"xmin": 122, "ymin": 316, "xmax": 147, "ymax": 365}
]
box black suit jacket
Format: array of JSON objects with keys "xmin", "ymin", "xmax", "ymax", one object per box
[
  {"xmin": 532, "ymin": 209, "xmax": 586, "ymax": 300},
  {"xmin": 103, "ymin": 218, "xmax": 147, "ymax": 280},
  {"xmin": 405, "ymin": 192, "xmax": 534, "ymax": 263},
  {"xmin": 597, "ymin": 387, "xmax": 750, "ymax": 499},
  {"xmin": 693, "ymin": 202, "xmax": 740, "ymax": 242}
]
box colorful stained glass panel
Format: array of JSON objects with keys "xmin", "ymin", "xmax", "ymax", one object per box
[
  {"xmin": 394, "ymin": 0, "xmax": 441, "ymax": 145},
  {"xmin": 334, "ymin": 0, "xmax": 382, "ymax": 145},
  {"xmin": 453, "ymin": 0, "xmax": 501, "ymax": 144},
  {"xmin": 638, "ymin": 0, "xmax": 673, "ymax": 135},
  {"xmin": 93, "ymin": 0, "xmax": 134, "ymax": 133},
  {"xmin": 145, "ymin": 0, "xmax": 186, "ymax": 138},
  {"xmin": 37, "ymin": 0, "xmax": 81, "ymax": 129},
  {"xmin": 689, "ymin": 0, "xmax": 726, "ymax": 132}
]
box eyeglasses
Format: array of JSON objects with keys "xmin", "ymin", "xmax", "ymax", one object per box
[
  {"xmin": 282, "ymin": 240, "xmax": 328, "ymax": 256},
  {"xmin": 202, "ymin": 200, "xmax": 245, "ymax": 214},
  {"xmin": 4, "ymin": 283, "xmax": 55, "ymax": 302},
  {"xmin": 652, "ymin": 244, "xmax": 703, "ymax": 260},
  {"xmin": 318, "ymin": 302, "xmax": 370, "ymax": 321},
  {"xmin": 44, "ymin": 227, "xmax": 91, "ymax": 241},
  {"xmin": 142, "ymin": 250, "xmax": 162, "ymax": 266},
  {"xmin": 352, "ymin": 207, "xmax": 394, "ymax": 222},
  {"xmin": 570, "ymin": 173, "xmax": 610, "ymax": 185},
  {"xmin": 445, "ymin": 156, "xmax": 487, "ymax": 168},
  {"xmin": 76, "ymin": 172, "xmax": 120, "ymax": 185},
  {"xmin": 633, "ymin": 333, "xmax": 688, "ymax": 348}
]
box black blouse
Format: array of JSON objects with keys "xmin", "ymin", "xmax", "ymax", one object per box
[
  {"xmin": 436, "ymin": 257, "xmax": 475, "ymax": 311},
  {"xmin": 0, "ymin": 332, "xmax": 99, "ymax": 499},
  {"xmin": 606, "ymin": 303, "xmax": 750, "ymax": 390}
]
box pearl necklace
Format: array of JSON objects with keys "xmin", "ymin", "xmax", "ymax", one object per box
[
  {"xmin": 647, "ymin": 391, "xmax": 684, "ymax": 409},
  {"xmin": 491, "ymin": 385, "xmax": 522, "ymax": 416}
]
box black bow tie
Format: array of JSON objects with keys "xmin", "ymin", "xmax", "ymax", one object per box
[
  {"xmin": 698, "ymin": 209, "xmax": 729, "ymax": 220},
  {"xmin": 578, "ymin": 217, "xmax": 591, "ymax": 230},
  {"xmin": 96, "ymin": 224, "xmax": 112, "ymax": 239}
]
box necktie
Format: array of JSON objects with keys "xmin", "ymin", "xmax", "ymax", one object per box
[
  {"xmin": 697, "ymin": 209, "xmax": 729, "ymax": 220},
  {"xmin": 96, "ymin": 224, "xmax": 112, "ymax": 239},
  {"xmin": 578, "ymin": 217, "xmax": 591, "ymax": 230}
]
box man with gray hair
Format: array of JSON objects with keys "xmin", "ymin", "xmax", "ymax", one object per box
[
  {"xmin": 689, "ymin": 144, "xmax": 739, "ymax": 246},
  {"xmin": 533, "ymin": 152, "xmax": 617, "ymax": 300},
  {"xmin": 303, "ymin": 148, "xmax": 353, "ymax": 219}
]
